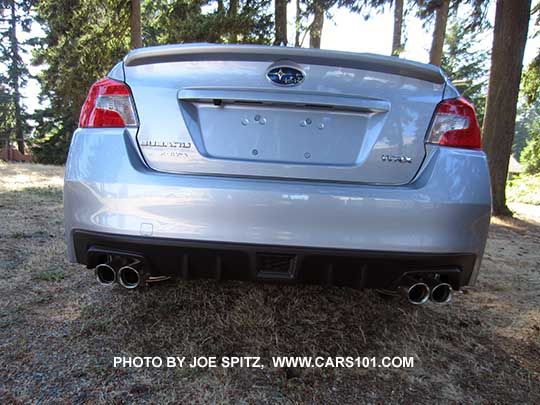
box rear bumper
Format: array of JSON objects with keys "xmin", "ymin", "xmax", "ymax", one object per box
[
  {"xmin": 64, "ymin": 129, "xmax": 491, "ymax": 287},
  {"xmin": 73, "ymin": 230, "xmax": 475, "ymax": 289}
]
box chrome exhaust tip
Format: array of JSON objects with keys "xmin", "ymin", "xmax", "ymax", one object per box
[
  {"xmin": 118, "ymin": 260, "xmax": 143, "ymax": 289},
  {"xmin": 430, "ymin": 283, "xmax": 453, "ymax": 304},
  {"xmin": 95, "ymin": 263, "xmax": 116, "ymax": 286},
  {"xmin": 399, "ymin": 282, "xmax": 430, "ymax": 305}
]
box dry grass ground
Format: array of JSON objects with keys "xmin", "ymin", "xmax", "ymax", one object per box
[{"xmin": 0, "ymin": 161, "xmax": 539, "ymax": 403}]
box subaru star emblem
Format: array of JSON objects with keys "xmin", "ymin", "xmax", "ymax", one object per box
[{"xmin": 267, "ymin": 66, "xmax": 305, "ymax": 86}]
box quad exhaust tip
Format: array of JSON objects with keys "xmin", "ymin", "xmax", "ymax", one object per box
[
  {"xmin": 400, "ymin": 282, "xmax": 430, "ymax": 305},
  {"xmin": 95, "ymin": 263, "xmax": 116, "ymax": 286},
  {"xmin": 118, "ymin": 260, "xmax": 143, "ymax": 289},
  {"xmin": 94, "ymin": 256, "xmax": 169, "ymax": 289},
  {"xmin": 430, "ymin": 282, "xmax": 452, "ymax": 304},
  {"xmin": 95, "ymin": 256, "xmax": 452, "ymax": 299}
]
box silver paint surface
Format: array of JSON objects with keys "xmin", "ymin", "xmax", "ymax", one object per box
[
  {"xmin": 124, "ymin": 44, "xmax": 445, "ymax": 84},
  {"xmin": 126, "ymin": 59, "xmax": 445, "ymax": 184},
  {"xmin": 64, "ymin": 128, "xmax": 491, "ymax": 285},
  {"xmin": 64, "ymin": 46, "xmax": 491, "ymax": 287}
]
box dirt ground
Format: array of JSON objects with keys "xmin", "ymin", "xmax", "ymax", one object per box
[{"xmin": 0, "ymin": 162, "xmax": 539, "ymax": 403}]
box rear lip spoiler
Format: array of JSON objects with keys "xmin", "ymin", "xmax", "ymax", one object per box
[{"xmin": 124, "ymin": 43, "xmax": 446, "ymax": 84}]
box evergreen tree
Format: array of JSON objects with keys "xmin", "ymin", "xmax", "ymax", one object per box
[
  {"xmin": 31, "ymin": 0, "xmax": 273, "ymax": 163},
  {"xmin": 0, "ymin": 84, "xmax": 14, "ymax": 149},
  {"xmin": 130, "ymin": 0, "xmax": 142, "ymax": 49},
  {"xmin": 429, "ymin": 0, "xmax": 449, "ymax": 66},
  {"xmin": 392, "ymin": 0, "xmax": 404, "ymax": 55},
  {"xmin": 522, "ymin": 54, "xmax": 540, "ymax": 106},
  {"xmin": 274, "ymin": 0, "xmax": 287, "ymax": 44},
  {"xmin": 483, "ymin": 0, "xmax": 532, "ymax": 216},
  {"xmin": 441, "ymin": 16, "xmax": 489, "ymax": 123},
  {"xmin": 0, "ymin": 0, "xmax": 33, "ymax": 154},
  {"xmin": 295, "ymin": 0, "xmax": 303, "ymax": 45},
  {"xmin": 142, "ymin": 0, "xmax": 272, "ymax": 46},
  {"xmin": 516, "ymin": 1, "xmax": 540, "ymax": 172},
  {"xmin": 309, "ymin": 0, "xmax": 327, "ymax": 48},
  {"xmin": 415, "ymin": 0, "xmax": 490, "ymax": 65},
  {"xmin": 514, "ymin": 103, "xmax": 540, "ymax": 167},
  {"xmin": 520, "ymin": 112, "xmax": 540, "ymax": 174},
  {"xmin": 31, "ymin": 0, "xmax": 130, "ymax": 163}
]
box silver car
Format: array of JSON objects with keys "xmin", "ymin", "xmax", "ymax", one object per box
[{"xmin": 64, "ymin": 44, "xmax": 491, "ymax": 304}]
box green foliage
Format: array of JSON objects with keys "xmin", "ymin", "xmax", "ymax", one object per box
[
  {"xmin": 36, "ymin": 270, "xmax": 65, "ymax": 282},
  {"xmin": 143, "ymin": 0, "xmax": 273, "ymax": 45},
  {"xmin": 522, "ymin": 54, "xmax": 540, "ymax": 106},
  {"xmin": 31, "ymin": 108, "xmax": 72, "ymax": 164},
  {"xmin": 514, "ymin": 103, "xmax": 539, "ymax": 160},
  {"xmin": 522, "ymin": 138, "xmax": 540, "ymax": 174},
  {"xmin": 0, "ymin": 0, "xmax": 34, "ymax": 150},
  {"xmin": 415, "ymin": 0, "xmax": 490, "ymax": 30},
  {"xmin": 0, "ymin": 85, "xmax": 15, "ymax": 142},
  {"xmin": 441, "ymin": 16, "xmax": 489, "ymax": 124},
  {"xmin": 336, "ymin": 0, "xmax": 387, "ymax": 15},
  {"xmin": 515, "ymin": 2, "xmax": 540, "ymax": 171},
  {"xmin": 30, "ymin": 0, "xmax": 273, "ymax": 164},
  {"xmin": 520, "ymin": 115, "xmax": 540, "ymax": 174},
  {"xmin": 30, "ymin": 0, "xmax": 131, "ymax": 162},
  {"xmin": 507, "ymin": 173, "xmax": 540, "ymax": 205},
  {"xmin": 0, "ymin": 1, "xmax": 33, "ymax": 85},
  {"xmin": 521, "ymin": 0, "xmax": 539, "ymax": 104}
]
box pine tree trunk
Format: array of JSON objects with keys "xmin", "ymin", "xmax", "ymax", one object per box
[
  {"xmin": 130, "ymin": 0, "xmax": 142, "ymax": 49},
  {"xmin": 274, "ymin": 0, "xmax": 288, "ymax": 45},
  {"xmin": 295, "ymin": 0, "xmax": 301, "ymax": 46},
  {"xmin": 391, "ymin": 0, "xmax": 404, "ymax": 56},
  {"xmin": 10, "ymin": 0, "xmax": 24, "ymax": 155},
  {"xmin": 482, "ymin": 0, "xmax": 532, "ymax": 216},
  {"xmin": 228, "ymin": 0, "xmax": 239, "ymax": 43},
  {"xmin": 309, "ymin": 1, "xmax": 324, "ymax": 49},
  {"xmin": 429, "ymin": 0, "xmax": 449, "ymax": 66}
]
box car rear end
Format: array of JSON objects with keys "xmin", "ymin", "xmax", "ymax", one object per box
[{"xmin": 64, "ymin": 44, "xmax": 491, "ymax": 302}]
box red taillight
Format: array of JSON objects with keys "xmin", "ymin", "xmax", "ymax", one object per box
[
  {"xmin": 79, "ymin": 78, "xmax": 138, "ymax": 128},
  {"xmin": 427, "ymin": 97, "xmax": 481, "ymax": 150}
]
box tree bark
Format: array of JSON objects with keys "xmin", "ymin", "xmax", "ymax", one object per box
[
  {"xmin": 130, "ymin": 0, "xmax": 142, "ymax": 49},
  {"xmin": 482, "ymin": 0, "xmax": 532, "ymax": 216},
  {"xmin": 391, "ymin": 0, "xmax": 404, "ymax": 56},
  {"xmin": 309, "ymin": 1, "xmax": 324, "ymax": 49},
  {"xmin": 429, "ymin": 0, "xmax": 449, "ymax": 66},
  {"xmin": 228, "ymin": 0, "xmax": 239, "ymax": 43},
  {"xmin": 295, "ymin": 0, "xmax": 301, "ymax": 46},
  {"xmin": 10, "ymin": 0, "xmax": 24, "ymax": 155},
  {"xmin": 274, "ymin": 0, "xmax": 288, "ymax": 45}
]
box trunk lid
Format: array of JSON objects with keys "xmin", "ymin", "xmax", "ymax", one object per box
[{"xmin": 124, "ymin": 44, "xmax": 445, "ymax": 185}]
